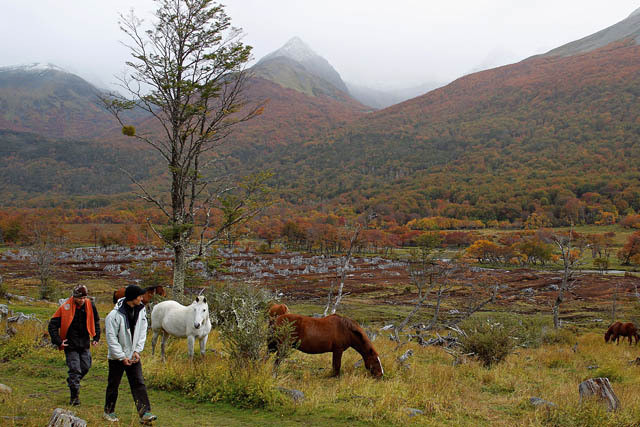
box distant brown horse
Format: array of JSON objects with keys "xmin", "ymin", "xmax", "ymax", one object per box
[
  {"xmin": 271, "ymin": 313, "xmax": 383, "ymax": 378},
  {"xmin": 112, "ymin": 285, "xmax": 167, "ymax": 305},
  {"xmin": 268, "ymin": 303, "xmax": 289, "ymax": 320},
  {"xmin": 605, "ymin": 322, "xmax": 639, "ymax": 345}
]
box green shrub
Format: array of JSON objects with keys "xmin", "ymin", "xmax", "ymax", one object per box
[
  {"xmin": 591, "ymin": 366, "xmax": 623, "ymax": 383},
  {"xmin": 0, "ymin": 323, "xmax": 39, "ymax": 362},
  {"xmin": 0, "ymin": 275, "xmax": 7, "ymax": 298},
  {"xmin": 207, "ymin": 282, "xmax": 273, "ymax": 364},
  {"xmin": 541, "ymin": 327, "xmax": 575, "ymax": 346},
  {"xmin": 459, "ymin": 319, "xmax": 516, "ymax": 367}
]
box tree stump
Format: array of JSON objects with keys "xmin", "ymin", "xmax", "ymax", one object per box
[
  {"xmin": 578, "ymin": 378, "xmax": 620, "ymax": 412},
  {"xmin": 47, "ymin": 408, "xmax": 87, "ymax": 427}
]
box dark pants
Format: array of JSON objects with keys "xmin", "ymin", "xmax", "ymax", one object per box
[
  {"xmin": 104, "ymin": 359, "xmax": 151, "ymax": 415},
  {"xmin": 65, "ymin": 348, "xmax": 92, "ymax": 394}
]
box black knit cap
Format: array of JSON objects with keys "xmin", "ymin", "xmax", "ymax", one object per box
[
  {"xmin": 73, "ymin": 285, "xmax": 88, "ymax": 298},
  {"xmin": 124, "ymin": 285, "xmax": 146, "ymax": 301}
]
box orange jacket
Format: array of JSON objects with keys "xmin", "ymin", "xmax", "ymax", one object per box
[{"xmin": 51, "ymin": 297, "xmax": 96, "ymax": 350}]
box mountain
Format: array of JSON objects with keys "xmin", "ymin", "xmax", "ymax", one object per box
[
  {"xmin": 237, "ymin": 13, "xmax": 640, "ymax": 225},
  {"xmin": 0, "ymin": 129, "xmax": 157, "ymax": 203},
  {"xmin": 540, "ymin": 7, "xmax": 640, "ymax": 58},
  {"xmin": 0, "ymin": 63, "xmax": 126, "ymax": 139},
  {"xmin": 122, "ymin": 40, "xmax": 369, "ymax": 153},
  {"xmin": 256, "ymin": 37, "xmax": 350, "ymax": 95}
]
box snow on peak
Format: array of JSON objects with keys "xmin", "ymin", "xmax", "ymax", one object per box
[
  {"xmin": 0, "ymin": 62, "xmax": 67, "ymax": 73},
  {"xmin": 630, "ymin": 7, "xmax": 640, "ymax": 19},
  {"xmin": 260, "ymin": 37, "xmax": 319, "ymax": 64}
]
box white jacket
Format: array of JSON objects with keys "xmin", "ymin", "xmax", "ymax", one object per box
[{"xmin": 105, "ymin": 298, "xmax": 147, "ymax": 360}]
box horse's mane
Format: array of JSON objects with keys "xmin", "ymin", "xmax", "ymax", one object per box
[{"xmin": 337, "ymin": 315, "xmax": 370, "ymax": 346}]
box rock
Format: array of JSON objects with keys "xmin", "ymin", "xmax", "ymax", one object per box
[
  {"xmin": 578, "ymin": 378, "xmax": 620, "ymax": 412},
  {"xmin": 0, "ymin": 383, "xmax": 12, "ymax": 394},
  {"xmin": 587, "ymin": 365, "xmax": 598, "ymax": 370},
  {"xmin": 529, "ymin": 397, "xmax": 555, "ymax": 407},
  {"xmin": 277, "ymin": 387, "xmax": 304, "ymax": 402},
  {"xmin": 406, "ymin": 408, "xmax": 424, "ymax": 417},
  {"xmin": 0, "ymin": 304, "xmax": 8, "ymax": 316},
  {"xmin": 522, "ymin": 288, "xmax": 535, "ymax": 296},
  {"xmin": 47, "ymin": 408, "xmax": 87, "ymax": 427}
]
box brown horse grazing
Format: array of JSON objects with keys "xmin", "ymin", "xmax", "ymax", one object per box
[
  {"xmin": 605, "ymin": 322, "xmax": 639, "ymax": 345},
  {"xmin": 271, "ymin": 313, "xmax": 383, "ymax": 378},
  {"xmin": 112, "ymin": 285, "xmax": 167, "ymax": 305}
]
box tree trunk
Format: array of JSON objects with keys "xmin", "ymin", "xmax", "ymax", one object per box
[
  {"xmin": 611, "ymin": 283, "xmax": 618, "ymax": 323},
  {"xmin": 173, "ymin": 243, "xmax": 186, "ymax": 303},
  {"xmin": 553, "ymin": 287, "xmax": 563, "ymax": 329},
  {"xmin": 578, "ymin": 377, "xmax": 620, "ymax": 412}
]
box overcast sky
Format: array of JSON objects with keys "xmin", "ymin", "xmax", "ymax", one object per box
[{"xmin": 2, "ymin": 1, "xmax": 638, "ymax": 90}]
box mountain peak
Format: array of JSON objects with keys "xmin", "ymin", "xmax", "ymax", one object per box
[
  {"xmin": 630, "ymin": 6, "xmax": 640, "ymax": 19},
  {"xmin": 255, "ymin": 37, "xmax": 350, "ymax": 96},
  {"xmin": 259, "ymin": 37, "xmax": 318, "ymax": 64},
  {"xmin": 0, "ymin": 62, "xmax": 67, "ymax": 73}
]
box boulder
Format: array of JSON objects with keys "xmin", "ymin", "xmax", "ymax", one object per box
[
  {"xmin": 0, "ymin": 383, "xmax": 12, "ymax": 394},
  {"xmin": 578, "ymin": 378, "xmax": 620, "ymax": 412},
  {"xmin": 529, "ymin": 397, "xmax": 555, "ymax": 407},
  {"xmin": 277, "ymin": 387, "xmax": 304, "ymax": 403},
  {"xmin": 406, "ymin": 408, "xmax": 424, "ymax": 417},
  {"xmin": 47, "ymin": 408, "xmax": 86, "ymax": 427}
]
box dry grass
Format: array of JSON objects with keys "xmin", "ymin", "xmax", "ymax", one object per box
[{"xmin": 2, "ymin": 295, "xmax": 640, "ymax": 425}]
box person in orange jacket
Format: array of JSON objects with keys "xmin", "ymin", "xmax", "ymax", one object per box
[{"xmin": 48, "ymin": 285, "xmax": 100, "ymax": 406}]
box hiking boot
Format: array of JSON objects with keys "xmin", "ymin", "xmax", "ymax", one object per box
[
  {"xmin": 103, "ymin": 412, "xmax": 119, "ymax": 422},
  {"xmin": 69, "ymin": 389, "xmax": 80, "ymax": 406},
  {"xmin": 140, "ymin": 412, "xmax": 157, "ymax": 424}
]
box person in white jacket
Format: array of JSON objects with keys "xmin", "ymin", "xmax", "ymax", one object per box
[{"xmin": 103, "ymin": 285, "xmax": 157, "ymax": 424}]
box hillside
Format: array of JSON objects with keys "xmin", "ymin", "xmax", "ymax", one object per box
[
  {"xmin": 237, "ymin": 38, "xmax": 640, "ymax": 224},
  {"xmin": 0, "ymin": 64, "xmax": 138, "ymax": 140},
  {"xmin": 0, "ymin": 129, "xmax": 157, "ymax": 204}
]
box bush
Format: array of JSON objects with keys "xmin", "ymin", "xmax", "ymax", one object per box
[
  {"xmin": 0, "ymin": 275, "xmax": 7, "ymax": 298},
  {"xmin": 146, "ymin": 357, "xmax": 285, "ymax": 409},
  {"xmin": 207, "ymin": 282, "xmax": 273, "ymax": 364},
  {"xmin": 0, "ymin": 322, "xmax": 41, "ymax": 362},
  {"xmin": 459, "ymin": 319, "xmax": 516, "ymax": 367},
  {"xmin": 541, "ymin": 327, "xmax": 575, "ymax": 346}
]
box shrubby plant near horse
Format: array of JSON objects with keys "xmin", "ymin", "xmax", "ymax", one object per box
[{"xmin": 207, "ymin": 282, "xmax": 273, "ymax": 364}]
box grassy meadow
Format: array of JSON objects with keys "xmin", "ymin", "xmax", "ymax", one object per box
[{"xmin": 2, "ymin": 295, "xmax": 640, "ymax": 426}]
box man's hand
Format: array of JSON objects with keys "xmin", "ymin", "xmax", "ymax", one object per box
[
  {"xmin": 123, "ymin": 358, "xmax": 132, "ymax": 366},
  {"xmin": 61, "ymin": 339, "xmax": 69, "ymax": 347},
  {"xmin": 91, "ymin": 340, "xmax": 99, "ymax": 347},
  {"xmin": 132, "ymin": 352, "xmax": 140, "ymax": 363}
]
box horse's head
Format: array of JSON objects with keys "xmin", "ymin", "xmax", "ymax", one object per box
[
  {"xmin": 604, "ymin": 330, "xmax": 611, "ymax": 343},
  {"xmin": 363, "ymin": 348, "xmax": 384, "ymax": 379},
  {"xmin": 157, "ymin": 286, "xmax": 167, "ymax": 297},
  {"xmin": 192, "ymin": 296, "xmax": 209, "ymax": 330}
]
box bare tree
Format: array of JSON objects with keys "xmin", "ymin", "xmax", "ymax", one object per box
[
  {"xmin": 392, "ymin": 233, "xmax": 451, "ymax": 341},
  {"xmin": 101, "ymin": 0, "xmax": 268, "ymax": 300},
  {"xmin": 542, "ymin": 226, "xmax": 585, "ymax": 329},
  {"xmin": 324, "ymin": 223, "xmax": 362, "ymax": 316},
  {"xmin": 28, "ymin": 221, "xmax": 65, "ymax": 300}
]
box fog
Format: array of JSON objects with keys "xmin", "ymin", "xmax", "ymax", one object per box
[{"xmin": 2, "ymin": 1, "xmax": 638, "ymax": 90}]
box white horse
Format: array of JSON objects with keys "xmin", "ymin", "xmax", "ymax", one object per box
[{"xmin": 151, "ymin": 296, "xmax": 211, "ymax": 359}]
